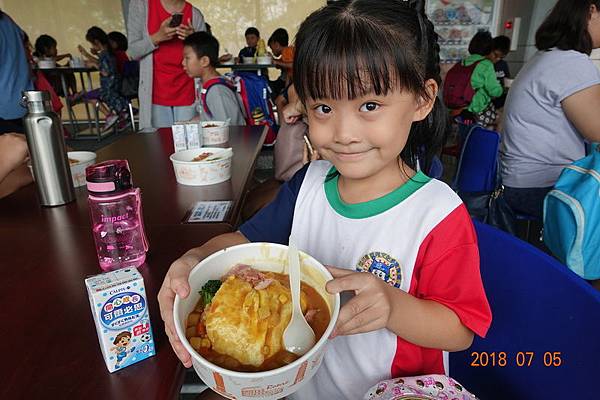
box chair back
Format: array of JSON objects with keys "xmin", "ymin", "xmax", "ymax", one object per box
[
  {"xmin": 449, "ymin": 221, "xmax": 600, "ymax": 399},
  {"xmin": 453, "ymin": 126, "xmax": 500, "ymax": 192}
]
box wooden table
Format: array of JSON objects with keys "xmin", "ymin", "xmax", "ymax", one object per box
[
  {"xmin": 0, "ymin": 126, "xmax": 266, "ymax": 400},
  {"xmin": 1, "ymin": 126, "xmax": 266, "ymax": 230}
]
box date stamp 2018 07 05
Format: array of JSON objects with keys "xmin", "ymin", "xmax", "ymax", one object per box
[{"xmin": 470, "ymin": 351, "xmax": 563, "ymax": 368}]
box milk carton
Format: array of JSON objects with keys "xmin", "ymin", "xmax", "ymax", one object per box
[
  {"xmin": 85, "ymin": 268, "xmax": 156, "ymax": 373},
  {"xmin": 185, "ymin": 122, "xmax": 202, "ymax": 150},
  {"xmin": 172, "ymin": 122, "xmax": 188, "ymax": 152}
]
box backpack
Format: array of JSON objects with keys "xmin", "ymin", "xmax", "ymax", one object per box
[
  {"xmin": 120, "ymin": 60, "xmax": 139, "ymax": 98},
  {"xmin": 443, "ymin": 59, "xmax": 482, "ymax": 109},
  {"xmin": 543, "ymin": 144, "xmax": 600, "ymax": 279},
  {"xmin": 201, "ymin": 72, "xmax": 277, "ymax": 145}
]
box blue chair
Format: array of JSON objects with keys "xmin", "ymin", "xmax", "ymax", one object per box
[
  {"xmin": 452, "ymin": 125, "xmax": 500, "ymax": 193},
  {"xmin": 428, "ymin": 155, "xmax": 444, "ymax": 180},
  {"xmin": 449, "ymin": 221, "xmax": 600, "ymax": 400}
]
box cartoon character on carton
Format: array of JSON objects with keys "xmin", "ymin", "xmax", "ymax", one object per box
[{"xmin": 110, "ymin": 331, "xmax": 135, "ymax": 369}]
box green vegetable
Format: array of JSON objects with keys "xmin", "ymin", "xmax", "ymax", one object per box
[{"xmin": 200, "ymin": 280, "xmax": 222, "ymax": 306}]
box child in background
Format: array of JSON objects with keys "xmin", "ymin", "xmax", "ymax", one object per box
[
  {"xmin": 108, "ymin": 31, "xmax": 130, "ymax": 75},
  {"xmin": 23, "ymin": 33, "xmax": 63, "ymax": 115},
  {"xmin": 79, "ymin": 27, "xmax": 128, "ymax": 132},
  {"xmin": 488, "ymin": 35, "xmax": 511, "ymax": 109},
  {"xmin": 237, "ymin": 27, "xmax": 260, "ymax": 60},
  {"xmin": 159, "ymin": 1, "xmax": 492, "ymax": 399},
  {"xmin": 268, "ymin": 28, "xmax": 294, "ymax": 86},
  {"xmin": 461, "ymin": 31, "xmax": 503, "ymax": 126},
  {"xmin": 267, "ymin": 28, "xmax": 295, "ymax": 113},
  {"xmin": 33, "ymin": 34, "xmax": 77, "ymax": 96},
  {"xmin": 182, "ymin": 31, "xmax": 245, "ymax": 125}
]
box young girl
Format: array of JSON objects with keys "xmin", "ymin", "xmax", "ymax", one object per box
[
  {"xmin": 108, "ymin": 31, "xmax": 130, "ymax": 75},
  {"xmin": 33, "ymin": 34, "xmax": 77, "ymax": 96},
  {"xmin": 158, "ymin": 1, "xmax": 492, "ymax": 399},
  {"xmin": 78, "ymin": 27, "xmax": 128, "ymax": 131}
]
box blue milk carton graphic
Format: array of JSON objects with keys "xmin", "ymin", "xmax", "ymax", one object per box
[{"xmin": 85, "ymin": 268, "xmax": 156, "ymax": 372}]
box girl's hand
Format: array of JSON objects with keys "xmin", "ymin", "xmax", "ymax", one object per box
[
  {"xmin": 151, "ymin": 17, "xmax": 178, "ymax": 45},
  {"xmin": 176, "ymin": 19, "xmax": 194, "ymax": 41},
  {"xmin": 158, "ymin": 252, "xmax": 200, "ymax": 368},
  {"xmin": 77, "ymin": 45, "xmax": 89, "ymax": 57},
  {"xmin": 326, "ymin": 266, "xmax": 393, "ymax": 338}
]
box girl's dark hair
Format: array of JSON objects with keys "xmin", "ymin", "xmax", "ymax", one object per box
[
  {"xmin": 86, "ymin": 26, "xmax": 110, "ymax": 50},
  {"xmin": 536, "ymin": 0, "xmax": 600, "ymax": 55},
  {"xmin": 108, "ymin": 31, "xmax": 128, "ymax": 51},
  {"xmin": 468, "ymin": 31, "xmax": 493, "ymax": 56},
  {"xmin": 293, "ymin": 0, "xmax": 447, "ymax": 172},
  {"xmin": 34, "ymin": 34, "xmax": 57, "ymax": 57}
]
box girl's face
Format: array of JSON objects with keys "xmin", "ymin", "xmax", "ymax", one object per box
[
  {"xmin": 108, "ymin": 39, "xmax": 118, "ymax": 51},
  {"xmin": 588, "ymin": 4, "xmax": 600, "ymax": 49},
  {"xmin": 305, "ymin": 82, "xmax": 436, "ymax": 182},
  {"xmin": 46, "ymin": 45, "xmax": 57, "ymax": 58},
  {"xmin": 88, "ymin": 39, "xmax": 102, "ymax": 53}
]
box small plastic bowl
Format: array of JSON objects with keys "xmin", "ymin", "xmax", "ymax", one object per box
[
  {"xmin": 37, "ymin": 59, "xmax": 56, "ymax": 69},
  {"xmin": 170, "ymin": 148, "xmax": 233, "ymax": 186},
  {"xmin": 28, "ymin": 151, "xmax": 97, "ymax": 188},
  {"xmin": 68, "ymin": 151, "xmax": 97, "ymax": 187},
  {"xmin": 201, "ymin": 121, "xmax": 229, "ymax": 145},
  {"xmin": 173, "ymin": 242, "xmax": 340, "ymax": 400},
  {"xmin": 242, "ymin": 56, "xmax": 255, "ymax": 64},
  {"xmin": 256, "ymin": 55, "xmax": 272, "ymax": 65}
]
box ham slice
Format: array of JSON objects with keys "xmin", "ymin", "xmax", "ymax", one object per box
[
  {"xmin": 304, "ymin": 309, "xmax": 319, "ymax": 324},
  {"xmin": 224, "ymin": 264, "xmax": 273, "ymax": 289}
]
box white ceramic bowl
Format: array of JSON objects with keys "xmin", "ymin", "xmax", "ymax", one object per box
[
  {"xmin": 242, "ymin": 56, "xmax": 255, "ymax": 64},
  {"xmin": 68, "ymin": 151, "xmax": 97, "ymax": 187},
  {"xmin": 37, "ymin": 59, "xmax": 56, "ymax": 69},
  {"xmin": 201, "ymin": 121, "xmax": 229, "ymax": 145},
  {"xmin": 28, "ymin": 151, "xmax": 96, "ymax": 188},
  {"xmin": 174, "ymin": 242, "xmax": 340, "ymax": 400},
  {"xmin": 170, "ymin": 148, "xmax": 233, "ymax": 186},
  {"xmin": 221, "ymin": 57, "xmax": 234, "ymax": 65},
  {"xmin": 256, "ymin": 55, "xmax": 272, "ymax": 65}
]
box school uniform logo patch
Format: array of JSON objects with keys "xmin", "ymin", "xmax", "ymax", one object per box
[{"xmin": 356, "ymin": 252, "xmax": 402, "ymax": 288}]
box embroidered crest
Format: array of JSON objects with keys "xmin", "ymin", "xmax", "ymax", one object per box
[{"xmin": 356, "ymin": 252, "xmax": 402, "ymax": 288}]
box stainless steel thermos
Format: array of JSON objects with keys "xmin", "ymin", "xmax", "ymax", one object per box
[{"xmin": 22, "ymin": 90, "xmax": 75, "ymax": 206}]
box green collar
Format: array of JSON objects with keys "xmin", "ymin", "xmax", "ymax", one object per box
[{"xmin": 324, "ymin": 168, "xmax": 431, "ymax": 219}]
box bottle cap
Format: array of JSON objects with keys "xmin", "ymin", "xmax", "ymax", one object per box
[{"xmin": 86, "ymin": 160, "xmax": 132, "ymax": 195}]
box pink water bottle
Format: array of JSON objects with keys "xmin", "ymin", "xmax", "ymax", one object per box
[{"xmin": 86, "ymin": 160, "xmax": 149, "ymax": 271}]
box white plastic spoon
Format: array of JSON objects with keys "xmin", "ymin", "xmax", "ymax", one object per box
[
  {"xmin": 283, "ymin": 241, "xmax": 316, "ymax": 356},
  {"xmin": 203, "ymin": 147, "xmax": 232, "ymax": 162}
]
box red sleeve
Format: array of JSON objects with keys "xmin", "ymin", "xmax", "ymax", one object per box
[{"xmin": 409, "ymin": 204, "xmax": 492, "ymax": 337}]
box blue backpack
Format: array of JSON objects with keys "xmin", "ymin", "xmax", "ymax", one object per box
[
  {"xmin": 201, "ymin": 71, "xmax": 277, "ymax": 145},
  {"xmin": 543, "ymin": 145, "xmax": 600, "ymax": 279}
]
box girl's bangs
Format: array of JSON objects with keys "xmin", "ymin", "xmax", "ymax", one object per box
[{"xmin": 295, "ymin": 16, "xmax": 424, "ymax": 102}]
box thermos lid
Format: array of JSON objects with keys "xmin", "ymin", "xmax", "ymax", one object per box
[
  {"xmin": 21, "ymin": 90, "xmax": 52, "ymax": 113},
  {"xmin": 22, "ymin": 90, "xmax": 50, "ymax": 103},
  {"xmin": 86, "ymin": 160, "xmax": 132, "ymax": 194}
]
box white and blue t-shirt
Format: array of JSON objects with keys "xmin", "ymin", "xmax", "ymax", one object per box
[{"xmin": 240, "ymin": 161, "xmax": 492, "ymax": 400}]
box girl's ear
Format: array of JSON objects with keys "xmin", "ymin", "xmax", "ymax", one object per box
[{"xmin": 412, "ymin": 79, "xmax": 438, "ymax": 122}]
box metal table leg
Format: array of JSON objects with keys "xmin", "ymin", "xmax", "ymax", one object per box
[
  {"xmin": 61, "ymin": 72, "xmax": 79, "ymax": 137},
  {"xmin": 78, "ymin": 72, "xmax": 94, "ymax": 135}
]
